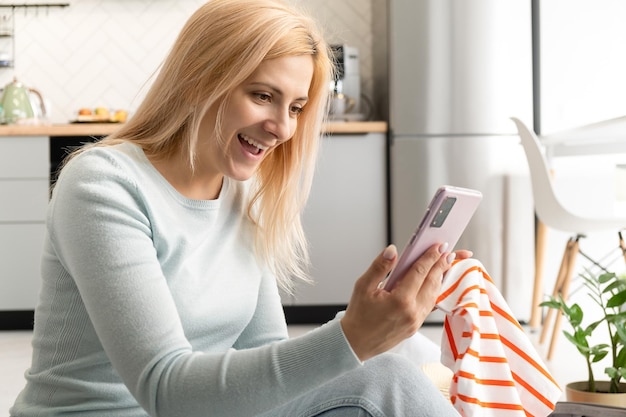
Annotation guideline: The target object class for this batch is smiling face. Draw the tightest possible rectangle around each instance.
[196,54,314,187]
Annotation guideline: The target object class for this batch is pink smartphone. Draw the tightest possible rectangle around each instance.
[382,185,482,291]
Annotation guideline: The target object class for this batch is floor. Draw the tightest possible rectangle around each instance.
[0,319,598,414]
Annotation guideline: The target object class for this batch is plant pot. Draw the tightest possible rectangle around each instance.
[566,381,626,407]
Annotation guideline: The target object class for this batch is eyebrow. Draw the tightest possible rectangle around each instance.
[250,82,309,102]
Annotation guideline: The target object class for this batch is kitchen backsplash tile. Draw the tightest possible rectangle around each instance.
[0,0,379,124]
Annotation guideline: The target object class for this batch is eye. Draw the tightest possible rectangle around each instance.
[290,104,304,117]
[254,92,272,103]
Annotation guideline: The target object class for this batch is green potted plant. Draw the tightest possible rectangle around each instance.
[540,270,626,405]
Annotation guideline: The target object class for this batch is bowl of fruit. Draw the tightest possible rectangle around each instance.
[75,107,128,123]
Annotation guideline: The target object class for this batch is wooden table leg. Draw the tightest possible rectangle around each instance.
[540,237,573,345]
[619,231,626,266]
[530,218,549,329]
[547,237,579,360]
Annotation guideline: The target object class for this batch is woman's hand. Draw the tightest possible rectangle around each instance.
[340,243,467,362]
[453,249,473,261]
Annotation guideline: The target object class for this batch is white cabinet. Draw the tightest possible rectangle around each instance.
[0,136,48,312]
[0,224,46,310]
[282,132,388,309]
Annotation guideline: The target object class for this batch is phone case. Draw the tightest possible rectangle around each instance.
[382,185,483,291]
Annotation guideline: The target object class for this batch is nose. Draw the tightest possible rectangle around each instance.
[264,106,293,142]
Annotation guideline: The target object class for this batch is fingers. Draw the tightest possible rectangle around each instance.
[342,243,471,362]
[454,249,473,260]
[391,243,453,295]
[356,244,398,293]
[383,244,398,262]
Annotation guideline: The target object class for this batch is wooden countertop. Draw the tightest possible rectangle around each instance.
[325,121,387,134]
[0,121,387,137]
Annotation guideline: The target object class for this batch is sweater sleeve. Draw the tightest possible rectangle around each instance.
[48,150,362,417]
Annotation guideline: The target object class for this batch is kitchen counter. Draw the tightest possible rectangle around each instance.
[0,121,387,137]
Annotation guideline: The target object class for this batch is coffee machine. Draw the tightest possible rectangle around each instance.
[330,44,361,118]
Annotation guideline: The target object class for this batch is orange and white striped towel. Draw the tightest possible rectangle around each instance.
[435,258,561,417]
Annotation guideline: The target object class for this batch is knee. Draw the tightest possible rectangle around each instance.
[364,354,453,402]
[355,354,458,415]
[364,353,428,387]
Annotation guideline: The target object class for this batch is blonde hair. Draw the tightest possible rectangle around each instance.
[76,0,333,291]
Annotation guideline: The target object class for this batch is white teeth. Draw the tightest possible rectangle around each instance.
[240,134,269,151]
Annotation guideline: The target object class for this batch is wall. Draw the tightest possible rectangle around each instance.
[0,0,384,124]
[539,0,626,134]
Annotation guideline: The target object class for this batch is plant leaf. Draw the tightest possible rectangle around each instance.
[599,272,617,283]
[539,300,562,309]
[564,331,589,351]
[585,320,603,334]
[606,367,618,378]
[604,281,624,293]
[568,304,584,327]
[616,321,626,343]
[607,290,626,308]
[593,350,609,362]
[616,346,626,368]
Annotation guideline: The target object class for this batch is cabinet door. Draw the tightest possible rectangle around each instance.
[285,133,387,305]
[0,224,45,310]
[0,136,49,312]
[0,136,49,178]
[0,179,49,221]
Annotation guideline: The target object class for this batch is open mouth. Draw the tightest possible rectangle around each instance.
[238,134,268,156]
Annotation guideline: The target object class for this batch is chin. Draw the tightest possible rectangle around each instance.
[227,168,258,182]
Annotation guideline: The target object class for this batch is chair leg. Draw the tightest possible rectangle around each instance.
[530,218,549,329]
[539,237,574,345]
[546,237,580,360]
[617,230,626,262]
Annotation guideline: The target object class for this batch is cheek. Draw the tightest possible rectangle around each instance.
[287,120,300,141]
[286,125,296,141]
[235,101,262,123]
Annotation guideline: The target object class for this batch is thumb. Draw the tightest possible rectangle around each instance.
[360,244,398,292]
[381,244,398,264]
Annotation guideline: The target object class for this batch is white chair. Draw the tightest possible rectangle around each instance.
[510,117,626,359]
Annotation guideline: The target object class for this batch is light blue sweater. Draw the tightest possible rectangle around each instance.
[10,143,361,417]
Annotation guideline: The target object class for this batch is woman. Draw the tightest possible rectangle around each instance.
[10,0,465,416]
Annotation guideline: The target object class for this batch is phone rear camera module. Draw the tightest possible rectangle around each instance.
[430,197,456,228]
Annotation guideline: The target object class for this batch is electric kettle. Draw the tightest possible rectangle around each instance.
[0,77,47,124]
